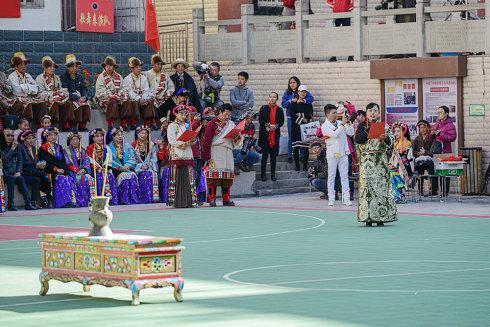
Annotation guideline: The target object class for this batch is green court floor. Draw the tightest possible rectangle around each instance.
[1,207,489,326]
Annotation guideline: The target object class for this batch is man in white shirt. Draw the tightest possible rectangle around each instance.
[122,57,156,130]
[321,104,354,206]
[143,54,175,121]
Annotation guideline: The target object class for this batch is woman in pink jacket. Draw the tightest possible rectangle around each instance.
[431,105,457,197]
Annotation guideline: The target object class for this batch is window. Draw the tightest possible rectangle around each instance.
[20,0,44,8]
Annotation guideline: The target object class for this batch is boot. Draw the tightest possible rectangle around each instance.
[294,160,300,171]
[25,204,37,210]
[302,159,308,171]
[7,204,17,211]
[271,173,277,182]
[350,189,354,201]
[223,201,235,206]
[261,173,267,182]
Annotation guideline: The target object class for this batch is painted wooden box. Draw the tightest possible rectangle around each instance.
[39,232,184,305]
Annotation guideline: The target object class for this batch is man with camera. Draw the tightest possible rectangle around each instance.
[197,62,224,111]
[233,110,261,174]
[321,104,354,206]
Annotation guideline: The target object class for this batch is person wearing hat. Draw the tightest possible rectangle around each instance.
[0,69,13,119]
[64,132,94,207]
[122,57,155,130]
[95,56,129,130]
[106,126,141,204]
[35,56,74,131]
[290,84,313,172]
[202,103,243,207]
[170,58,202,113]
[7,52,41,122]
[258,92,285,182]
[156,119,171,203]
[132,125,159,204]
[60,54,91,132]
[143,54,175,118]
[86,128,119,205]
[18,130,51,209]
[412,119,438,196]
[38,127,78,208]
[166,105,197,208]
[160,87,191,123]
[0,128,37,211]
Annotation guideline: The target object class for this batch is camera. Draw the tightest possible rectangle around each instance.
[192,62,210,75]
[241,135,262,155]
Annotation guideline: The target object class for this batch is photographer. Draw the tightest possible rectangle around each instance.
[375,0,415,23]
[233,110,261,174]
[197,62,224,110]
[308,141,329,200]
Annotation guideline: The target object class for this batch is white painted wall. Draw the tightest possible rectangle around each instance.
[0,1,62,31]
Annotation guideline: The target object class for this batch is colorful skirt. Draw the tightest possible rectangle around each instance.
[138,170,160,203]
[52,175,78,208]
[74,174,94,207]
[167,163,197,208]
[116,171,140,205]
[94,171,119,206]
[390,168,406,203]
[195,167,206,202]
[160,166,169,203]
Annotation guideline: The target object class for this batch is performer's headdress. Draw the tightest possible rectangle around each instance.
[67,131,82,145]
[18,130,35,143]
[89,128,106,145]
[41,127,59,144]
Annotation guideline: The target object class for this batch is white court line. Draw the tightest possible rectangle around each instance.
[0,296,91,308]
[0,246,37,252]
[223,260,490,293]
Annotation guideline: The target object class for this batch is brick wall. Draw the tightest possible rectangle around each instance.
[0,30,155,77]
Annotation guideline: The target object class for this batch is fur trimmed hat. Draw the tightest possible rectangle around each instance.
[101,56,119,69]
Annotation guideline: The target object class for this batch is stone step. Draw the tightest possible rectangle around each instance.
[253,178,310,190]
[255,186,312,197]
[254,170,309,180]
[253,161,312,172]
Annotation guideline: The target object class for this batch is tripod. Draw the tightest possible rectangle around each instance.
[442,0,481,21]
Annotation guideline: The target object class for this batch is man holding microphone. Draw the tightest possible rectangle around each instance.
[321,104,354,206]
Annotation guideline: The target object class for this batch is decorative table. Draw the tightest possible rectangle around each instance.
[39,232,185,305]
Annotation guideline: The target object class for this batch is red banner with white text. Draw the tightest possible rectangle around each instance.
[76,0,114,33]
[1,1,21,18]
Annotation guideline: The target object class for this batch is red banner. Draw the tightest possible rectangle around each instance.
[76,0,114,33]
[1,1,20,18]
[145,0,160,52]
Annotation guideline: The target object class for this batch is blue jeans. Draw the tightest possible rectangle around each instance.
[233,149,261,166]
[311,178,327,194]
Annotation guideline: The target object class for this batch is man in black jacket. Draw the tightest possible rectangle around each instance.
[170,58,202,113]
[1,129,36,211]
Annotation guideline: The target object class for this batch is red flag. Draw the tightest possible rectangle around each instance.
[145,0,160,52]
[1,1,20,18]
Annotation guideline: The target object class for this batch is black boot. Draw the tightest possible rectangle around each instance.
[223,201,235,206]
[302,161,308,171]
[295,161,300,171]
[25,204,37,210]
[261,173,267,182]
[271,173,277,182]
[350,190,354,201]
[209,201,217,207]
[376,222,384,227]
[366,222,372,227]
[7,204,17,211]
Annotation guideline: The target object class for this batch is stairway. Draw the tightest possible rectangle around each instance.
[252,154,312,196]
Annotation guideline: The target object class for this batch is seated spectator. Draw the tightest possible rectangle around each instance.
[230,71,254,123]
[14,117,30,143]
[0,128,37,211]
[60,54,91,132]
[18,130,51,208]
[412,120,438,196]
[233,110,261,174]
[198,62,224,110]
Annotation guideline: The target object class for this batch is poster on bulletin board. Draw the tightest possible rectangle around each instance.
[384,79,419,139]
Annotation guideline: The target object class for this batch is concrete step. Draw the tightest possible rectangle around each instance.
[253,178,310,190]
[255,186,312,197]
[255,170,309,180]
[253,161,312,172]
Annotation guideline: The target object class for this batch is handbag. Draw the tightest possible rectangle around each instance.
[300,121,321,143]
[429,140,443,155]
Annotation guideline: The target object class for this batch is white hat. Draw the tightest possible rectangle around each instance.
[298,85,308,92]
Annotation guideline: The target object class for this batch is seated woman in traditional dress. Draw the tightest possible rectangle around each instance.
[166,105,197,208]
[64,132,94,207]
[389,122,413,204]
[157,119,171,203]
[86,128,118,205]
[107,127,140,205]
[354,103,397,227]
[132,125,159,203]
[38,127,78,208]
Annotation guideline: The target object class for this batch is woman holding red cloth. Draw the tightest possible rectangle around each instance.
[258,92,285,182]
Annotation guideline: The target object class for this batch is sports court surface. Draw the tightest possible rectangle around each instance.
[1,194,490,327]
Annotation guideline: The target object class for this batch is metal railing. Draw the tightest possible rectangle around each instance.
[158,22,191,65]
[62,0,146,32]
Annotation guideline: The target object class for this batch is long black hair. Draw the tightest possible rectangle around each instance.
[286,76,301,95]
